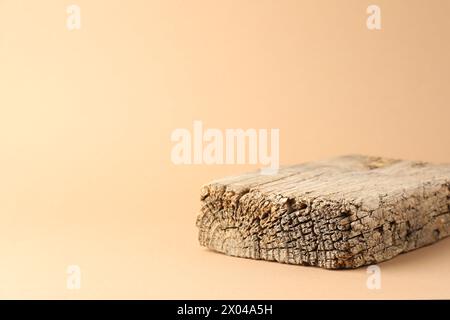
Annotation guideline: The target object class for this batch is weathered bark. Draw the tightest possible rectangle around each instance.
[196,155,450,269]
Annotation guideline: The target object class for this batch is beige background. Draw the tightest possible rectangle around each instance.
[0,0,449,299]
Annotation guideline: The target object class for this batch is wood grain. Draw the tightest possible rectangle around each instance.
[196,155,450,269]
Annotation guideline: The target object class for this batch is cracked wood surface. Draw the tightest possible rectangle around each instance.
[196,155,450,269]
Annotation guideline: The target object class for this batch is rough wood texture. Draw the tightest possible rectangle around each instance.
[196,155,450,269]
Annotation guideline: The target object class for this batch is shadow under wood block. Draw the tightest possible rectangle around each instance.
[196,155,450,269]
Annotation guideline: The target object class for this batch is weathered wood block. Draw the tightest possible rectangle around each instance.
[196,155,450,269]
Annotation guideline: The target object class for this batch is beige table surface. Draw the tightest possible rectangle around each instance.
[0,0,449,299]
